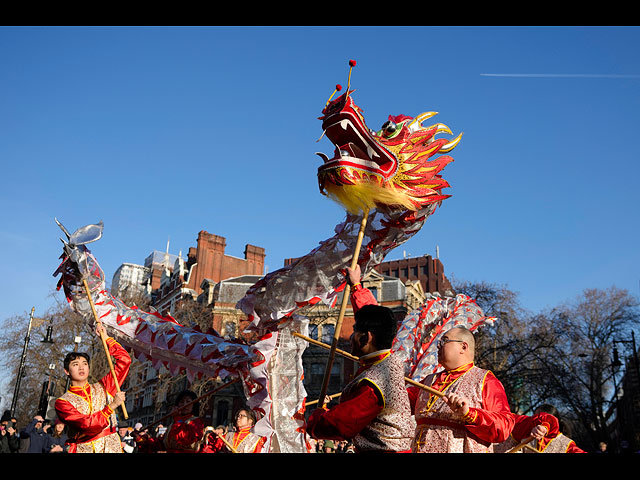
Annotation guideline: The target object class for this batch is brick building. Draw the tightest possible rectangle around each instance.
[119,231,265,428]
[374,254,453,297]
[150,230,265,316]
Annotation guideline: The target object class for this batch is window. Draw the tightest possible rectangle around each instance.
[143,386,153,408]
[369,287,378,300]
[216,400,229,426]
[321,324,335,344]
[308,323,319,340]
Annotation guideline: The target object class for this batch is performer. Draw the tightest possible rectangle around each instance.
[494,410,559,453]
[407,325,515,452]
[222,408,265,453]
[305,265,415,452]
[135,390,206,453]
[55,324,130,453]
[524,404,586,453]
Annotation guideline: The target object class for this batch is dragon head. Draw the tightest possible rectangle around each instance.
[316,65,461,214]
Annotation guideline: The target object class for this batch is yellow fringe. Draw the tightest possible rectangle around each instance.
[323,182,417,214]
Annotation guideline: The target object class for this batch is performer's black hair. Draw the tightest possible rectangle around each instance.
[63,351,90,372]
[175,389,199,416]
[536,404,559,417]
[354,304,398,349]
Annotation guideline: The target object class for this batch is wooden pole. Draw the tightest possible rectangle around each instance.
[306,392,342,407]
[294,332,444,398]
[216,432,238,453]
[316,208,370,407]
[507,436,536,453]
[82,278,128,419]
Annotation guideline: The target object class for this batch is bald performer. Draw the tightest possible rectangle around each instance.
[406,326,515,453]
[347,265,515,453]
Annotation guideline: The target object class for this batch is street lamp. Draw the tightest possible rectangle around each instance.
[10,307,35,416]
[610,331,640,452]
[612,331,640,387]
[10,309,55,416]
[42,319,54,344]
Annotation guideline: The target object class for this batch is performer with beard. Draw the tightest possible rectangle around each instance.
[305,265,414,452]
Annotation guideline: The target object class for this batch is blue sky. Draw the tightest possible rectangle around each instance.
[1,25,639,334]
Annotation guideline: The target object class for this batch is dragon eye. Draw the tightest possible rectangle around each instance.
[381,120,397,136]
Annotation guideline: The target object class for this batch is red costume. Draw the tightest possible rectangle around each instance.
[539,433,586,453]
[137,413,205,453]
[352,284,513,452]
[224,426,265,453]
[55,337,131,453]
[497,413,585,453]
[407,362,514,452]
[200,431,226,453]
[306,284,414,452]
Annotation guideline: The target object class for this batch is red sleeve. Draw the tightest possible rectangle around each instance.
[511,412,559,442]
[350,286,378,313]
[306,382,383,440]
[170,418,205,451]
[54,397,112,437]
[462,371,515,443]
[566,440,586,453]
[100,338,131,395]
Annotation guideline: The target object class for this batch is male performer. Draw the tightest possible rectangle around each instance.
[305,265,415,452]
[222,408,265,453]
[347,264,514,453]
[407,325,514,452]
[55,324,130,453]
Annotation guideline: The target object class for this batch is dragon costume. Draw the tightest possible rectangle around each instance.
[54,60,493,453]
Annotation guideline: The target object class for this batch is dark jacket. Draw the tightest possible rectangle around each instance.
[44,432,69,453]
[1,428,20,453]
[21,419,49,453]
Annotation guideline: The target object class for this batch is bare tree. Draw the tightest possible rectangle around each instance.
[451,278,559,415]
[531,287,640,451]
[0,290,111,427]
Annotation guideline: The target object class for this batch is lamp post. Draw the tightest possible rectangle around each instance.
[10,307,35,416]
[613,331,640,384]
[10,309,55,417]
[611,331,640,452]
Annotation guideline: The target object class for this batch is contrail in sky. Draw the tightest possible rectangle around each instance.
[480,73,640,79]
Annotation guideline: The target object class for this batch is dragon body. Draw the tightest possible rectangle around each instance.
[55,62,493,453]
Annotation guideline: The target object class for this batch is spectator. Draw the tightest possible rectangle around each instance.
[119,426,136,453]
[21,415,49,453]
[45,420,68,453]
[323,439,335,453]
[1,410,19,453]
[335,440,348,453]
